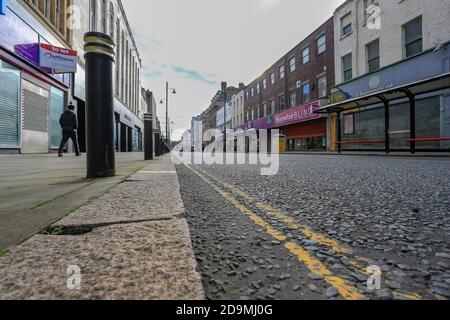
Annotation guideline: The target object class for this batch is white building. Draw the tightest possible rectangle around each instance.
[334,0,450,84]
[231,89,245,129]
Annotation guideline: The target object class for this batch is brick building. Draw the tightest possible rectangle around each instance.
[243,17,335,151]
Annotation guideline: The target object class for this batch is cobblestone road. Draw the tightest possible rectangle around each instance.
[176,155,450,300]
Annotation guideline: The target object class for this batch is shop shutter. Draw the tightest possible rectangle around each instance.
[283,119,326,139]
[50,88,65,148]
[22,81,49,133]
[0,61,20,147]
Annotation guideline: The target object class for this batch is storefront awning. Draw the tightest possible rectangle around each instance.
[316,72,450,114]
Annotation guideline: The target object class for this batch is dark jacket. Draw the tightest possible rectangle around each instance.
[59,110,78,131]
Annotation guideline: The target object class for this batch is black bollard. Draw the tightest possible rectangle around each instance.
[84,32,116,178]
[143,113,154,160]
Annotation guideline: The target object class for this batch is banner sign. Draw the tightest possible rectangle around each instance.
[39,43,78,73]
[1,0,7,15]
[271,100,321,128]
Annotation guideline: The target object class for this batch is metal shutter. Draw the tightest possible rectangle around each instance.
[0,62,20,148]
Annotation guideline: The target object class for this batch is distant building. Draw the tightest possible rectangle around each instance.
[231,83,246,129]
[243,17,335,151]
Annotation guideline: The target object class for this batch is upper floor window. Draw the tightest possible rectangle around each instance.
[55,0,62,31]
[289,57,296,72]
[257,83,260,94]
[270,99,275,115]
[109,3,115,37]
[341,13,352,37]
[302,47,310,64]
[289,90,296,108]
[342,53,353,81]
[317,35,326,55]
[403,16,423,58]
[263,78,267,90]
[101,0,107,34]
[302,83,310,103]
[279,94,286,111]
[270,72,275,85]
[366,39,380,72]
[318,75,327,98]
[262,103,267,117]
[90,0,97,31]
[251,87,254,97]
[279,65,285,79]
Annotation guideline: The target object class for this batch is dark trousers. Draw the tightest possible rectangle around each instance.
[59,129,80,154]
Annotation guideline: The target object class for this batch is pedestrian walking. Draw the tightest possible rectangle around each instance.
[58,102,81,157]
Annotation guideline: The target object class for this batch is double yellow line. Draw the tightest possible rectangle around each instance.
[184,164,366,300]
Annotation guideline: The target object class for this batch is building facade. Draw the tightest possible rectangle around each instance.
[0,0,74,153]
[242,17,335,151]
[319,0,450,153]
[231,84,245,129]
[0,0,144,154]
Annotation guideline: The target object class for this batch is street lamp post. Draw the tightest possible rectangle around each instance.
[161,82,176,153]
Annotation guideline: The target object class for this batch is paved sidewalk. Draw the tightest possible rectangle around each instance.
[0,155,205,300]
[0,153,150,250]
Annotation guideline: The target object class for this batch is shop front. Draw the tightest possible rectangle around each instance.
[317,43,450,153]
[269,100,327,152]
[0,1,73,154]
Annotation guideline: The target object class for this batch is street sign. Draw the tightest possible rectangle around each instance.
[0,0,7,15]
[39,43,78,73]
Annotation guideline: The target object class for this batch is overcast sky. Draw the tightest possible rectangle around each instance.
[121,0,343,140]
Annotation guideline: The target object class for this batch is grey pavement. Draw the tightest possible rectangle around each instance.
[176,155,450,300]
[0,152,151,251]
[0,155,204,300]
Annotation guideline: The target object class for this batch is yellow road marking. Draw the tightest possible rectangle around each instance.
[185,164,366,300]
[393,292,422,300]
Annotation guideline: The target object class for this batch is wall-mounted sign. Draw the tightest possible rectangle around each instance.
[270,100,321,128]
[39,43,77,73]
[1,0,7,15]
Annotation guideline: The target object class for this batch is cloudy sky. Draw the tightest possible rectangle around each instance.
[121,0,342,140]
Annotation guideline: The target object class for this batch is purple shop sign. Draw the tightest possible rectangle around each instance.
[14,43,39,66]
[270,100,321,128]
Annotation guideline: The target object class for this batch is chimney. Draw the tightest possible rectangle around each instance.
[239,82,245,90]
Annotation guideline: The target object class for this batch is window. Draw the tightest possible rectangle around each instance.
[263,78,267,90]
[289,90,296,108]
[251,109,255,121]
[318,75,327,98]
[55,0,61,31]
[317,35,326,54]
[102,0,108,34]
[270,99,275,115]
[246,91,249,100]
[257,83,260,94]
[251,87,254,97]
[44,0,51,19]
[109,4,115,37]
[342,53,353,81]
[279,94,286,111]
[302,47,310,64]
[367,39,380,72]
[262,103,267,117]
[279,65,285,79]
[344,114,355,135]
[289,57,296,72]
[302,83,310,103]
[90,0,97,31]
[404,16,423,58]
[256,106,260,119]
[341,13,352,36]
[270,72,275,85]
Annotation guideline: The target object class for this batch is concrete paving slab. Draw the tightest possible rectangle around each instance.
[0,220,204,300]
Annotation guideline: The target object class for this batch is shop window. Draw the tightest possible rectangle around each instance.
[302,83,310,103]
[318,75,327,98]
[367,39,380,72]
[342,53,353,81]
[415,96,442,149]
[404,16,422,58]
[344,114,354,135]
